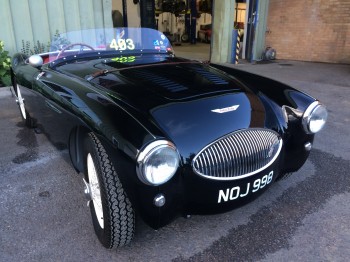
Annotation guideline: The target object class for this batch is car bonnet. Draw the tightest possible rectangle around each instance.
[58,58,267,158]
[150,90,266,159]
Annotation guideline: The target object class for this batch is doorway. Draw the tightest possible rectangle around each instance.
[244,0,258,61]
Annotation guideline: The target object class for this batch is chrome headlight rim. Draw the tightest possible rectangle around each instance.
[136,140,180,186]
[302,101,327,134]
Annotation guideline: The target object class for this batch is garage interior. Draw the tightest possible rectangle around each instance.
[2,0,347,64]
[111,0,251,63]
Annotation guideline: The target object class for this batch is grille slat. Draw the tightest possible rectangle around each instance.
[192,129,282,180]
[215,143,225,177]
[218,141,229,177]
[221,139,234,177]
[228,138,239,178]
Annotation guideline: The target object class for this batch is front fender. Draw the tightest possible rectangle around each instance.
[210,64,316,111]
[211,64,317,174]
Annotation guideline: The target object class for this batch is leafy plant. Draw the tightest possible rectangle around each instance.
[50,30,71,50]
[20,30,70,56]
[21,40,50,57]
[0,40,11,87]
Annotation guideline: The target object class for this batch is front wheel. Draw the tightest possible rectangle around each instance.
[83,133,135,248]
[14,82,35,128]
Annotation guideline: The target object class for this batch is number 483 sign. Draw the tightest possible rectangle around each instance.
[110,38,135,50]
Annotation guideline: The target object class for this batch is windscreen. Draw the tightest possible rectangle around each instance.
[48,27,173,64]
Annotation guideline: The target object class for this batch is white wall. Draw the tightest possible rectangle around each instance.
[0,0,113,55]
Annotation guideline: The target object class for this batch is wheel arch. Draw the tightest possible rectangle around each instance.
[69,125,91,173]
[68,125,126,174]
[10,68,15,86]
[210,63,316,111]
[11,68,18,95]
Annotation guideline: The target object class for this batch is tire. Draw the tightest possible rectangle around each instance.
[181,33,189,43]
[83,133,135,248]
[14,82,35,128]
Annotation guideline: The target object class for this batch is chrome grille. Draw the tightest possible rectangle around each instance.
[192,129,282,180]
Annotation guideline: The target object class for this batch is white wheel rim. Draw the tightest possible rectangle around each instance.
[87,153,104,229]
[16,84,26,120]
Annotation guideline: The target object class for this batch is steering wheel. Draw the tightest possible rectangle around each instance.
[56,43,95,59]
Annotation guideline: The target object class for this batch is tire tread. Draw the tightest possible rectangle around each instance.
[88,133,135,248]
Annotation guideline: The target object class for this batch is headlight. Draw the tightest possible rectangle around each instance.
[136,140,180,186]
[302,101,328,134]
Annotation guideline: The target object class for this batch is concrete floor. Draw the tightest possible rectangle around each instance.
[1,56,349,261]
[173,41,247,63]
[173,42,211,61]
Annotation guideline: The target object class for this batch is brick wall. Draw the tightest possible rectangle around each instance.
[265,0,350,63]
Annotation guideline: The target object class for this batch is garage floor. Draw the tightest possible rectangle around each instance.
[173,42,246,63]
[0,60,349,261]
[173,42,211,61]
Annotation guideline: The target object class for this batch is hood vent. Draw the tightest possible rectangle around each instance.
[190,66,229,85]
[128,69,188,93]
[116,63,242,100]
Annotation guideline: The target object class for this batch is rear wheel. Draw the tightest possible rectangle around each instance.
[83,133,135,248]
[14,82,35,127]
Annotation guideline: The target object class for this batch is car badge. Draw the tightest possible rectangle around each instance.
[211,105,240,114]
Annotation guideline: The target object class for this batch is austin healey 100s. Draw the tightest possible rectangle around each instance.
[11,27,327,248]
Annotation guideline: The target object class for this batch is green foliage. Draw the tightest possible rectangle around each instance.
[50,30,71,50]
[0,30,71,86]
[0,40,11,87]
[21,40,50,57]
[21,30,71,56]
